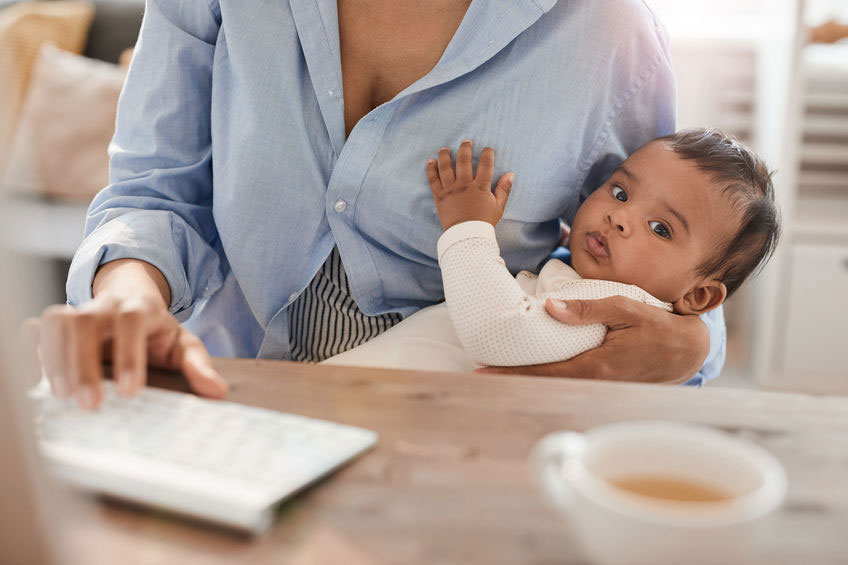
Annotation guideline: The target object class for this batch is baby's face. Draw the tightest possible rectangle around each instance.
[569,141,739,304]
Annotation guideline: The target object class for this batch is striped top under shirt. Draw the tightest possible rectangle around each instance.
[288,246,403,362]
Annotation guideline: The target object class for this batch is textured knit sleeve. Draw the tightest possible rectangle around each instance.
[437,221,672,367]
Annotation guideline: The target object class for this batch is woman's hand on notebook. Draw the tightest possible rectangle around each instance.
[427,139,514,230]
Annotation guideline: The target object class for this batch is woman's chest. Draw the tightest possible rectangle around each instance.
[337,1,470,136]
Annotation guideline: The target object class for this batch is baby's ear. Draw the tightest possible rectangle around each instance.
[673,280,727,315]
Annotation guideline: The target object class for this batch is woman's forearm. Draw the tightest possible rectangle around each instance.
[92,259,171,307]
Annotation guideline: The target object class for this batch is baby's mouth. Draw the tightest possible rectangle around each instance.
[585,231,610,259]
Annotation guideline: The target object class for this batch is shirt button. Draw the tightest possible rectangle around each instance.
[328,89,334,96]
[333,200,347,213]
[288,292,298,302]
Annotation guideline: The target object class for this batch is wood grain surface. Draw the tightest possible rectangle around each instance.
[57,359,848,564]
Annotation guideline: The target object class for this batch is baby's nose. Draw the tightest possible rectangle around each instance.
[607,210,631,236]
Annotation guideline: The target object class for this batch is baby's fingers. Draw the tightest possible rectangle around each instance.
[437,147,455,185]
[426,159,443,194]
[494,172,514,212]
[456,139,473,183]
[476,146,495,187]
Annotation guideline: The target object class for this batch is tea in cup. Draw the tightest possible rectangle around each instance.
[532,420,787,564]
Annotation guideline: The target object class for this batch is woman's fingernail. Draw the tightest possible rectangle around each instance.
[76,384,95,410]
[117,371,134,394]
[52,375,70,397]
[210,372,229,392]
[551,300,567,312]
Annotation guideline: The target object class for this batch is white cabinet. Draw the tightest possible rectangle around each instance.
[758,44,848,390]
[780,241,848,377]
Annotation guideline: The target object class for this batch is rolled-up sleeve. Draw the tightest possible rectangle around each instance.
[66,0,224,318]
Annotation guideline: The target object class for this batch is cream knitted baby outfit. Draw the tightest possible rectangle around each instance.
[323,221,672,371]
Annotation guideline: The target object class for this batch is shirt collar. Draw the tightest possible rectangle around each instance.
[400,0,559,99]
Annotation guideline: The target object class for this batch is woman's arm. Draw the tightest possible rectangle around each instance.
[67,0,225,315]
[481,297,710,385]
[33,0,229,408]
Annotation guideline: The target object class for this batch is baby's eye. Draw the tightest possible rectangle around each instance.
[611,186,627,202]
[649,221,671,239]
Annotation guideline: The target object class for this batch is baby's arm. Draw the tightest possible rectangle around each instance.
[429,141,669,367]
[437,222,606,366]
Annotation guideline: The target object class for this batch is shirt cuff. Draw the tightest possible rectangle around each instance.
[66,211,192,316]
[437,221,498,264]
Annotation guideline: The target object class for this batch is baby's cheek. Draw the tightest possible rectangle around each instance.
[636,258,692,301]
[570,252,603,280]
[580,257,627,286]
[616,255,666,292]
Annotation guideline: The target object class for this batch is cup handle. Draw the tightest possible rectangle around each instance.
[531,431,587,510]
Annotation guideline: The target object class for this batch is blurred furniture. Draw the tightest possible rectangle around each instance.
[772,44,848,387]
[0,195,89,259]
[0,0,142,64]
[80,0,143,64]
[0,0,143,307]
[665,0,847,391]
[809,19,848,43]
[749,2,848,391]
[0,0,93,179]
[49,360,848,564]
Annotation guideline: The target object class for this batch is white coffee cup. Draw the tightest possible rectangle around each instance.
[531,420,787,564]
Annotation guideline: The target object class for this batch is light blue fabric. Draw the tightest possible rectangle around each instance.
[67,0,725,382]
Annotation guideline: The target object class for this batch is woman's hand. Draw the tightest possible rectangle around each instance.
[478,296,709,384]
[22,259,228,409]
[427,139,514,230]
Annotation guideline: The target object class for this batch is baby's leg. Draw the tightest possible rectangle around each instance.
[321,303,477,372]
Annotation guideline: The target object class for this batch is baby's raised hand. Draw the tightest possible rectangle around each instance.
[427,139,514,230]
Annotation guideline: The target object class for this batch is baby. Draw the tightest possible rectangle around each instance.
[324,128,780,373]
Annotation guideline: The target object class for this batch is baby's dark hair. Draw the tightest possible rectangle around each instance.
[657,128,781,298]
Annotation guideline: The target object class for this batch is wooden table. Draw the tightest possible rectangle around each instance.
[58,359,848,564]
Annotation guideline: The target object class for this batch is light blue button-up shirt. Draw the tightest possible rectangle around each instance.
[67,0,726,384]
